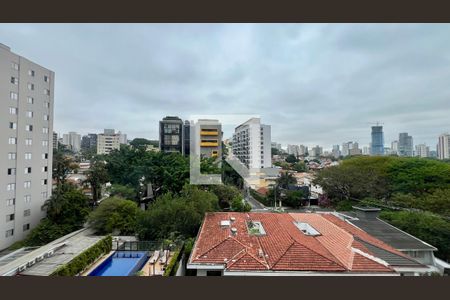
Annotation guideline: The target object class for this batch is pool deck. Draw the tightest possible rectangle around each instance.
[141,252,174,276]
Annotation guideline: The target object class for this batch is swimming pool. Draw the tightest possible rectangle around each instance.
[89,251,148,276]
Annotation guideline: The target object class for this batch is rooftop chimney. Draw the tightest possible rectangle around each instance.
[352,206,381,219]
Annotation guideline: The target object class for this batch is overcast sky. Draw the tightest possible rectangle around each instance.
[1,24,449,150]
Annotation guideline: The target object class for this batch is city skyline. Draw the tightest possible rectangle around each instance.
[1,24,450,147]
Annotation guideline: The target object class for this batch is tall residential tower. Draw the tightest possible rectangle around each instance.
[0,44,54,250]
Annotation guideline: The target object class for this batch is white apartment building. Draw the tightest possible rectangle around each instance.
[287,144,299,156]
[117,131,127,145]
[437,134,450,160]
[97,129,121,155]
[232,118,271,170]
[62,131,81,152]
[0,44,54,250]
[415,144,430,158]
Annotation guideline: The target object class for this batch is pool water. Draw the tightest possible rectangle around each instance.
[89,251,148,276]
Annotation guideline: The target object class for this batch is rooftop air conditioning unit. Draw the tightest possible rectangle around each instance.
[27,259,36,267]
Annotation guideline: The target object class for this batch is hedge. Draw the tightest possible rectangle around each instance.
[163,243,185,276]
[51,235,112,276]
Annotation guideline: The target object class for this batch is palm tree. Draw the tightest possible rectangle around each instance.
[277,171,296,189]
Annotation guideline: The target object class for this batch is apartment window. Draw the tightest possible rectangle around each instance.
[44,75,49,82]
[26,125,33,132]
[24,181,31,189]
[28,70,35,76]
[5,229,14,238]
[10,92,18,100]
[11,62,19,70]
[43,114,49,121]
[26,111,33,118]
[8,153,16,160]
[27,97,34,104]
[6,214,15,222]
[8,137,17,145]
[9,122,17,130]
[42,153,48,159]
[24,209,31,217]
[25,139,32,146]
[42,140,49,147]
[42,127,49,134]
[42,192,48,200]
[6,199,15,206]
[25,167,32,174]
[23,224,30,232]
[25,153,32,160]
[44,89,50,95]
[27,83,34,90]
[44,101,50,108]
[7,183,15,191]
[42,166,48,172]
[7,168,16,175]
[41,179,48,185]
[11,77,18,84]
[24,195,31,203]
[9,107,18,115]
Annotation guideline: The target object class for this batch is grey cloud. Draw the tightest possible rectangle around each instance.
[1,24,449,150]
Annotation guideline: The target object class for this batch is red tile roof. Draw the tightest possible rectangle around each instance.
[189,212,415,274]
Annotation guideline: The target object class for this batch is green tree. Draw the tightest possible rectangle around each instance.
[208,184,242,209]
[84,157,110,205]
[137,185,219,240]
[88,197,141,235]
[277,172,297,189]
[286,154,299,164]
[231,196,251,212]
[283,190,305,208]
[292,162,307,172]
[52,149,79,185]
[271,147,280,156]
[108,184,137,201]
[44,184,90,228]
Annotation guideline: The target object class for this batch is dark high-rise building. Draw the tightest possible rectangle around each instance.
[398,133,414,157]
[159,116,183,153]
[183,120,191,156]
[81,133,98,151]
[371,126,384,155]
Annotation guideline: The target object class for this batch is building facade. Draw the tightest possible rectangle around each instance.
[197,119,222,159]
[398,133,414,157]
[437,134,450,160]
[159,116,184,154]
[97,129,120,155]
[62,131,81,153]
[81,133,97,151]
[0,44,54,250]
[415,144,430,158]
[371,126,384,156]
[232,118,271,170]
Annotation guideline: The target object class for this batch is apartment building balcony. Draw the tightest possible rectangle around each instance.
[200,142,219,147]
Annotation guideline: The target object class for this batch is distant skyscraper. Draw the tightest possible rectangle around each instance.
[415,144,430,158]
[332,145,340,158]
[341,141,353,157]
[437,134,450,160]
[81,133,97,151]
[398,133,413,157]
[362,146,370,155]
[371,126,384,156]
[391,140,399,155]
[310,145,323,158]
[62,131,81,152]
